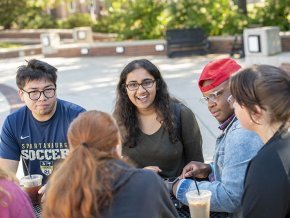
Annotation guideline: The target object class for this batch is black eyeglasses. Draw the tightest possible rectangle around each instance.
[200,89,224,104]
[125,79,156,91]
[21,88,56,101]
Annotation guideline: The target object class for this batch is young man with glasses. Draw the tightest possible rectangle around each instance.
[172,58,263,218]
[0,59,85,185]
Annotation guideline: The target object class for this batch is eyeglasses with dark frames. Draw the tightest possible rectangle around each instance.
[200,89,224,104]
[21,88,56,101]
[125,79,156,91]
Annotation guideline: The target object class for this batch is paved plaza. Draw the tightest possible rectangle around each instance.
[0,54,245,177]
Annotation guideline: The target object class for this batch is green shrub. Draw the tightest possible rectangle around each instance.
[93,0,167,40]
[167,0,248,36]
[95,0,288,38]
[2,0,288,39]
[0,42,22,48]
[60,13,94,29]
[0,0,27,29]
[247,0,290,31]
[17,6,57,29]
[92,18,112,33]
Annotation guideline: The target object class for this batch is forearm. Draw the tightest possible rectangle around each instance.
[0,158,19,174]
[175,179,241,213]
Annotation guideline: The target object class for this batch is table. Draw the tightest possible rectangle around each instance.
[33,204,41,218]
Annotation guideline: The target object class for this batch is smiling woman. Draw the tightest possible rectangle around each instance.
[113,59,204,179]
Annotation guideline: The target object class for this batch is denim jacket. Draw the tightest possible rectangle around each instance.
[176,118,263,218]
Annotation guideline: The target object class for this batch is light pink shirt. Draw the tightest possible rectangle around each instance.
[0,179,35,218]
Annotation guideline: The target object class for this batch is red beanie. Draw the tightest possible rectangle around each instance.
[198,58,241,92]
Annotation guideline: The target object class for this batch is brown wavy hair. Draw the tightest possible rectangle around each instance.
[230,65,290,129]
[42,111,121,218]
[0,168,18,208]
[113,59,180,148]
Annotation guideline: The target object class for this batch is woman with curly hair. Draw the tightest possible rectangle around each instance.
[0,167,34,217]
[229,65,290,217]
[42,110,178,218]
[113,59,204,178]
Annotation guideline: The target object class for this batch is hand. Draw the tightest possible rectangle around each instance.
[38,184,47,204]
[143,166,162,173]
[181,161,211,179]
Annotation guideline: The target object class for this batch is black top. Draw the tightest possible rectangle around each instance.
[242,130,290,218]
[101,160,178,218]
[123,103,203,178]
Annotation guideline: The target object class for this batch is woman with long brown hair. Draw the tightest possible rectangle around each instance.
[42,110,178,218]
[230,65,290,217]
[113,59,203,178]
[0,167,34,217]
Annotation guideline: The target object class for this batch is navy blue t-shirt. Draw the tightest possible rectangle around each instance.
[0,99,85,183]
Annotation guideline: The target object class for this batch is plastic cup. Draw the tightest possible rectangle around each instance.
[186,190,211,218]
[20,174,43,205]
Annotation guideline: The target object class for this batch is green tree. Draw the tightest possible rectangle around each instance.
[248,0,290,31]
[60,13,94,29]
[0,0,74,29]
[17,6,57,29]
[167,0,248,36]
[234,0,247,14]
[29,0,72,12]
[0,0,27,29]
[94,0,167,39]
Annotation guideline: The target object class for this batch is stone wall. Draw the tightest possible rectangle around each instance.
[281,32,290,52]
[0,30,289,59]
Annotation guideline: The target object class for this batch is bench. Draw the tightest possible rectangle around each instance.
[166,28,210,58]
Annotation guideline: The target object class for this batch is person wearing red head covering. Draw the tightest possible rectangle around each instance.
[172,58,263,218]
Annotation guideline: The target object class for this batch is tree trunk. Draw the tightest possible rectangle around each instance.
[3,23,11,29]
[237,0,247,15]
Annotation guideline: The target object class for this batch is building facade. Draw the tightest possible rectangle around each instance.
[51,0,104,20]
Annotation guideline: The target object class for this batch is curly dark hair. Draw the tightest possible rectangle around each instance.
[113,59,179,148]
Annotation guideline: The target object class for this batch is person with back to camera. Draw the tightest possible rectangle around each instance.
[113,59,204,179]
[172,58,263,218]
[229,65,290,218]
[42,110,178,218]
[0,167,34,218]
[0,59,85,198]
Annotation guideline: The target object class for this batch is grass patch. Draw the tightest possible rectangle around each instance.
[0,42,22,48]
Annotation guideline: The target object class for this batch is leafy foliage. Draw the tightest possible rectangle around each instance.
[59,13,94,29]
[17,6,57,29]
[167,0,248,36]
[27,0,73,11]
[0,42,22,48]
[0,0,288,38]
[0,0,27,29]
[93,0,167,40]
[248,0,290,31]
